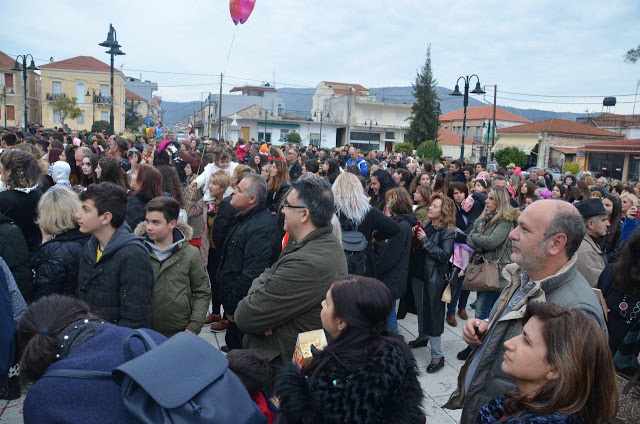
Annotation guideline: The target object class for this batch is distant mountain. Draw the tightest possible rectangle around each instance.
[161,86,591,126]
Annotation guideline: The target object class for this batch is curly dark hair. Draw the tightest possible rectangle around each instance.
[156,165,184,207]
[1,149,42,188]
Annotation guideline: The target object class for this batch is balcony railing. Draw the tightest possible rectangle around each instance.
[93,95,110,104]
[46,93,66,101]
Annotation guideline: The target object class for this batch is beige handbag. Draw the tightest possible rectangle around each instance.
[462,241,508,291]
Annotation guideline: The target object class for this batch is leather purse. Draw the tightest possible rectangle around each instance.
[462,241,508,291]
[613,370,640,423]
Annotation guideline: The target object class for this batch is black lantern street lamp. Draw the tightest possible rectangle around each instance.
[449,74,485,159]
[11,55,39,131]
[313,109,330,147]
[99,24,125,135]
[364,118,378,151]
[85,87,100,127]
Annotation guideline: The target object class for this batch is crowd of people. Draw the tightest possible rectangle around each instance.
[0,124,638,423]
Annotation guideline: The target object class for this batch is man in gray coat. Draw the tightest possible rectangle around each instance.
[444,200,608,424]
[235,178,347,364]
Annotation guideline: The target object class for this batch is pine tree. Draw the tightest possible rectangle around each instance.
[407,45,439,149]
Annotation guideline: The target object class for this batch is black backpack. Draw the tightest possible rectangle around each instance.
[341,219,369,276]
[43,330,266,424]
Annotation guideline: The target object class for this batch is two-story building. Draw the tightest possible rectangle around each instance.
[438,105,530,161]
[125,89,149,128]
[39,56,126,132]
[577,113,640,139]
[495,118,625,169]
[0,50,41,128]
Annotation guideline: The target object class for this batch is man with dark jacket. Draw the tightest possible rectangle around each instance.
[450,160,466,183]
[0,212,32,302]
[218,173,280,351]
[75,183,154,329]
[235,178,348,364]
[286,148,303,182]
[444,200,608,423]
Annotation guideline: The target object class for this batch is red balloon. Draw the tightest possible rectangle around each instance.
[229,0,256,25]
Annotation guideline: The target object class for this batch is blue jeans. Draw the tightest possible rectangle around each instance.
[475,290,501,320]
[447,275,471,315]
[386,298,398,334]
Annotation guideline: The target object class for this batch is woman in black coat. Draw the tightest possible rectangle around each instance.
[407,193,455,374]
[375,188,416,334]
[125,165,163,229]
[0,150,44,263]
[32,189,90,301]
[600,192,624,262]
[274,275,425,424]
[332,173,400,277]
[266,160,291,213]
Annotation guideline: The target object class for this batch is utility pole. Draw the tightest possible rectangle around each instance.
[491,84,497,160]
[207,91,212,137]
[346,86,352,146]
[218,73,223,140]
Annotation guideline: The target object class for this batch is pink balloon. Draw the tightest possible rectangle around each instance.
[229,0,256,25]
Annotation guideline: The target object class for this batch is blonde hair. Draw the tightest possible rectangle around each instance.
[620,193,638,207]
[37,188,82,236]
[332,172,371,224]
[209,170,231,196]
[429,193,456,229]
[267,160,290,192]
[478,186,515,233]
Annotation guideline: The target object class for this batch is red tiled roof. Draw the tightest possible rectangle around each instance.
[439,106,530,123]
[333,89,367,96]
[497,118,625,138]
[0,51,20,69]
[322,81,368,92]
[437,128,479,146]
[125,90,146,102]
[588,113,640,128]
[40,56,123,74]
[581,138,640,152]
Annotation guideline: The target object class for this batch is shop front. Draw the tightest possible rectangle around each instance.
[581,139,640,182]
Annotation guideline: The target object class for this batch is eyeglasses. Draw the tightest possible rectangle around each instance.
[282,200,306,210]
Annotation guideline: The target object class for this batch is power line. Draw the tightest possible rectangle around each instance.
[496,96,638,105]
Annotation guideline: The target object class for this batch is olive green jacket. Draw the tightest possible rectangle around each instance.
[235,225,348,364]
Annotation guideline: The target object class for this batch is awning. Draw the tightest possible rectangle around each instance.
[491,137,539,155]
[551,146,577,155]
[257,122,300,128]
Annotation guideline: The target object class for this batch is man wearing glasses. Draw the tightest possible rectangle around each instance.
[236,178,347,365]
[286,148,303,182]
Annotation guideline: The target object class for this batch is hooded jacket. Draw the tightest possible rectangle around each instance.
[134,221,211,336]
[375,213,417,298]
[76,223,154,329]
[0,212,32,302]
[125,191,154,230]
[33,227,91,301]
[274,340,425,424]
[0,186,43,255]
[444,256,607,424]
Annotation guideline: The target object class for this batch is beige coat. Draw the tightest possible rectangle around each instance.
[575,234,607,287]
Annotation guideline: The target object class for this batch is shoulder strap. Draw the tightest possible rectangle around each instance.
[43,369,112,380]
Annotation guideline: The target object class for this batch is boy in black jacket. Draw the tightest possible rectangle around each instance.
[75,182,154,328]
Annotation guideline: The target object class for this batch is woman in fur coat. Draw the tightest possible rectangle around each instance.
[273,275,425,424]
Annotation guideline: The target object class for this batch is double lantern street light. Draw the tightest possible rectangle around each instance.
[11,55,39,132]
[364,118,377,151]
[99,24,125,135]
[313,110,330,148]
[449,74,485,160]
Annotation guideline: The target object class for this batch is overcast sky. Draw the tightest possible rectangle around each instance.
[2,0,640,113]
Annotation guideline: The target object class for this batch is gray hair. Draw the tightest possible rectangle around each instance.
[544,210,586,258]
[288,148,299,157]
[242,173,267,205]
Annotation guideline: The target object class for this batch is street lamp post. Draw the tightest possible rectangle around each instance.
[432,102,441,165]
[364,118,377,152]
[313,109,330,148]
[85,88,100,128]
[99,24,125,135]
[449,74,485,159]
[1,85,7,128]
[11,54,39,131]
[259,108,272,142]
